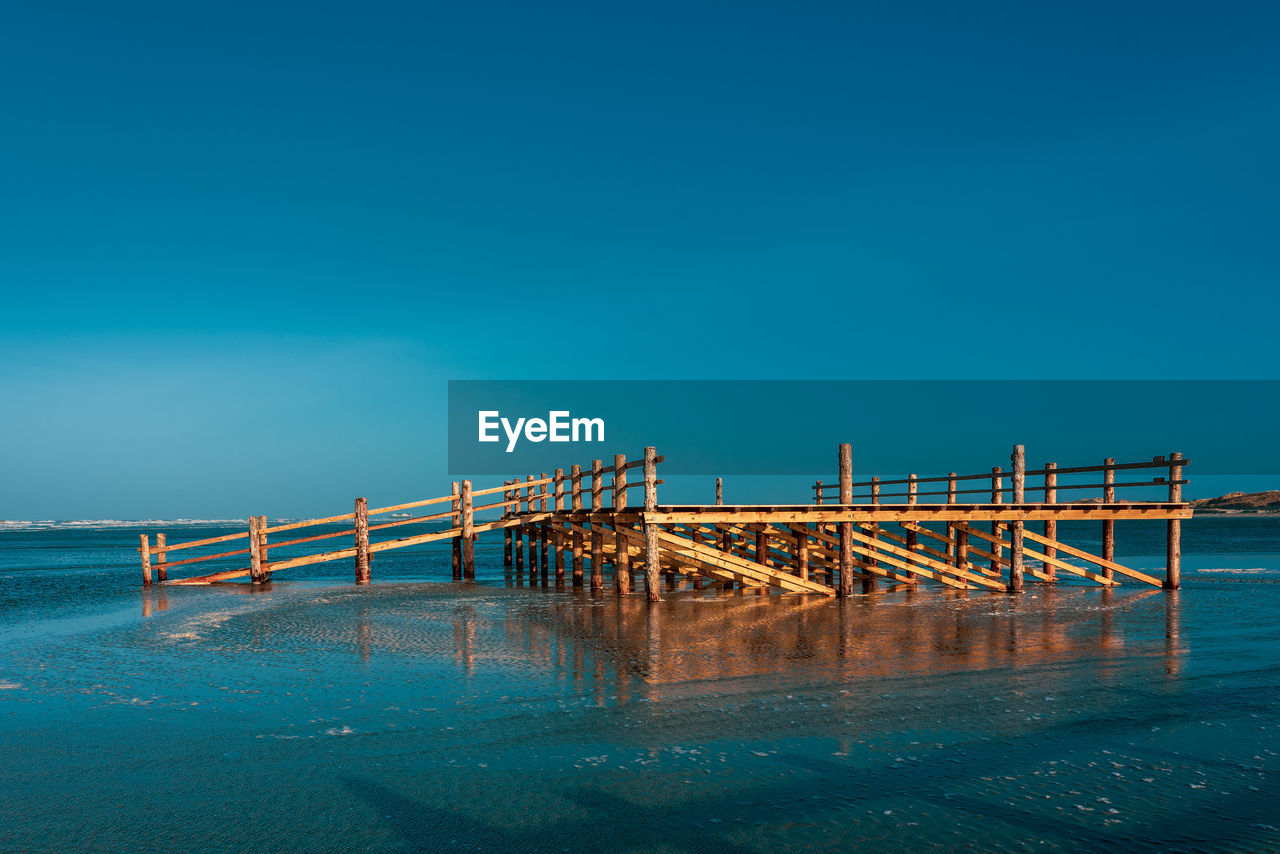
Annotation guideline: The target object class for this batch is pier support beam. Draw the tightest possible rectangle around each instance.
[156,532,167,583]
[1103,458,1116,575]
[354,497,370,584]
[1007,445,1025,594]
[1166,452,1183,590]
[140,534,152,587]
[591,460,604,592]
[571,465,584,587]
[614,454,631,595]
[503,480,513,568]
[644,447,660,602]
[838,443,855,597]
[554,469,565,585]
[461,480,475,581]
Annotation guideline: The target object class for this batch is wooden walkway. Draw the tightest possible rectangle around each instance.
[139,444,1191,596]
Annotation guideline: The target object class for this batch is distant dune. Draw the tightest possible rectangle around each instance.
[1190,490,1280,513]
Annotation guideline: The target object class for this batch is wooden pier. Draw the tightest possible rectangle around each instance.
[139,444,1191,595]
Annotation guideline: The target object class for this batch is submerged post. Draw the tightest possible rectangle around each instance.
[140,534,152,587]
[156,532,167,583]
[838,443,854,597]
[571,465,584,587]
[354,497,370,584]
[591,459,604,592]
[613,454,630,594]
[451,482,462,580]
[644,447,660,602]
[461,480,475,581]
[1166,452,1183,590]
[1008,445,1025,593]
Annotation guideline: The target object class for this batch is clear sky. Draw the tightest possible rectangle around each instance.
[2,1,1278,518]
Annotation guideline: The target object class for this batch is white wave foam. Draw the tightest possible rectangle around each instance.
[0,519,246,531]
[1196,567,1273,574]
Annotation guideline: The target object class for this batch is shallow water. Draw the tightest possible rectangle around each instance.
[1,518,1278,852]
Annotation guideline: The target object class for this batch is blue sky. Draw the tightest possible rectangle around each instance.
[2,1,1278,517]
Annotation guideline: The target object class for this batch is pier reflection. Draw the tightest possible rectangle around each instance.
[489,585,1185,702]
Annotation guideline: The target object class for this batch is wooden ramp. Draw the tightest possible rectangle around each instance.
[140,443,1191,599]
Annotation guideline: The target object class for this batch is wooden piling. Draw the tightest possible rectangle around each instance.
[797,525,809,581]
[862,470,878,593]
[140,533,152,587]
[503,480,513,567]
[1008,445,1025,594]
[956,527,969,580]
[539,473,549,581]
[249,516,264,583]
[526,474,538,577]
[591,459,604,592]
[755,524,770,595]
[451,482,462,580]
[946,472,957,562]
[156,532,167,583]
[1102,457,1116,573]
[461,480,475,581]
[644,447,660,602]
[1043,462,1057,580]
[553,469,565,584]
[715,477,723,507]
[1166,452,1182,590]
[614,454,631,595]
[571,465,584,587]
[354,497,370,584]
[258,515,269,578]
[990,467,1003,576]
[514,478,525,573]
[838,443,854,597]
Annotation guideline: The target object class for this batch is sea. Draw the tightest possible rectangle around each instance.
[0,516,1277,852]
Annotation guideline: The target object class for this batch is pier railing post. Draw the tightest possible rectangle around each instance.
[554,469,566,585]
[990,467,1003,576]
[539,473,550,581]
[140,534,152,587]
[514,479,525,575]
[503,480,513,568]
[591,459,604,591]
[644,447,660,602]
[902,476,917,580]
[716,477,731,590]
[461,480,475,581]
[354,497,370,584]
[249,516,264,584]
[571,465,584,587]
[1166,452,1183,590]
[1008,445,1025,593]
[258,516,269,577]
[946,472,957,563]
[614,454,631,594]
[526,475,538,578]
[156,532,167,583]
[1043,463,1057,580]
[838,443,854,597]
[451,482,462,580]
[1102,457,1116,577]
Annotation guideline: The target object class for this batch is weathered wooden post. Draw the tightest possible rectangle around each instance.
[1166,452,1183,590]
[990,467,1003,575]
[539,472,550,580]
[946,472,957,562]
[644,447,660,602]
[503,480,513,567]
[691,526,705,589]
[869,476,882,573]
[1043,462,1057,580]
[715,477,731,590]
[554,469,566,585]
[902,476,917,580]
[754,524,770,595]
[451,482,462,580]
[354,497,371,584]
[156,532,167,583]
[614,454,631,594]
[526,474,538,577]
[796,524,809,581]
[591,459,604,592]
[258,515,269,577]
[514,478,525,574]
[571,465,584,587]
[956,527,969,581]
[140,534,152,587]
[1102,457,1116,574]
[249,516,265,583]
[715,477,723,506]
[461,480,475,581]
[838,443,855,597]
[1008,445,1025,594]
